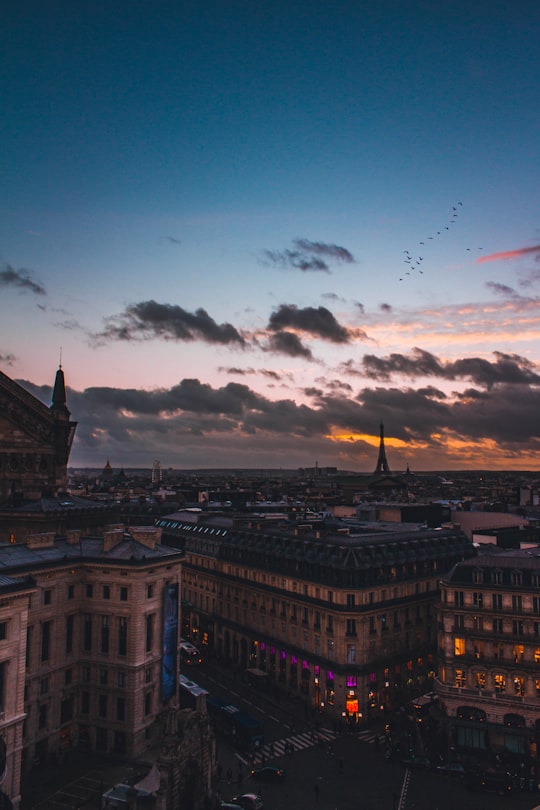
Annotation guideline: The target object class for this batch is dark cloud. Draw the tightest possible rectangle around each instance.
[261,237,355,273]
[219,366,284,381]
[17,373,540,469]
[379,303,392,313]
[361,348,540,388]
[165,236,181,244]
[486,281,518,297]
[0,351,15,365]
[268,304,350,343]
[0,265,46,296]
[265,331,313,359]
[96,300,245,345]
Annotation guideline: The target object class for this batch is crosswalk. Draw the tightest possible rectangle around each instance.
[250,727,337,763]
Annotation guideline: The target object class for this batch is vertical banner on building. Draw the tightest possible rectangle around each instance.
[161,582,178,703]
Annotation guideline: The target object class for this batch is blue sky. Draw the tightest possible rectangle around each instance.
[2,0,540,470]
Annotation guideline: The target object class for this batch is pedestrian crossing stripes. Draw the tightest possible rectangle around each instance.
[252,728,337,763]
[356,729,380,744]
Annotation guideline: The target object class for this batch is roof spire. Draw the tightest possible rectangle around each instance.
[374,421,391,474]
[51,363,68,413]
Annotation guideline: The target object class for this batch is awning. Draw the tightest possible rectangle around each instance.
[134,763,161,795]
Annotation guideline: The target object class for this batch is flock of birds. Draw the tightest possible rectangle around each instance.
[399,202,484,281]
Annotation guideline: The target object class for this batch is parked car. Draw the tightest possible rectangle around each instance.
[251,765,286,782]
[435,761,466,778]
[231,793,263,810]
[478,772,513,795]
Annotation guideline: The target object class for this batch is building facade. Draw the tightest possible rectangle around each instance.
[437,548,540,760]
[0,525,184,808]
[157,509,473,726]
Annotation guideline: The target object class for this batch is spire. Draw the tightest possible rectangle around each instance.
[51,364,69,414]
[374,421,391,475]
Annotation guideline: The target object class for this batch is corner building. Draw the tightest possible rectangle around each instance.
[0,525,183,809]
[437,548,540,760]
[158,510,473,725]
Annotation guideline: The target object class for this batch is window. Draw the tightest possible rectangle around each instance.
[120,587,128,602]
[326,615,333,634]
[118,671,125,688]
[454,614,464,630]
[475,671,486,690]
[0,623,6,641]
[98,695,108,718]
[455,669,466,687]
[64,668,72,686]
[473,569,483,584]
[82,666,91,682]
[512,595,523,612]
[454,638,465,656]
[81,691,90,714]
[346,619,357,636]
[144,692,152,716]
[67,584,75,599]
[65,614,74,654]
[101,615,110,654]
[514,645,525,663]
[474,641,484,660]
[147,584,154,599]
[146,614,154,653]
[327,639,335,659]
[534,597,540,615]
[381,614,388,631]
[494,674,506,692]
[60,696,73,724]
[369,616,376,635]
[514,676,525,696]
[103,585,110,600]
[454,591,464,607]
[346,594,355,607]
[117,697,125,721]
[38,704,47,730]
[512,571,523,586]
[327,591,333,603]
[40,677,49,695]
[83,614,92,652]
[41,620,51,662]
[473,592,483,608]
[346,644,356,663]
[473,615,483,632]
[492,593,503,610]
[99,668,108,685]
[145,666,153,683]
[43,589,52,605]
[86,584,93,598]
[118,617,127,656]
[493,618,503,634]
[491,569,502,585]
[513,620,524,637]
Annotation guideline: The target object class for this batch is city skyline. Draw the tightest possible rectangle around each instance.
[2,1,540,470]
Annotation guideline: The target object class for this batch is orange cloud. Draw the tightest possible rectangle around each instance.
[477,245,540,264]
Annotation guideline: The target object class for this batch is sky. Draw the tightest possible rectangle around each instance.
[2,0,540,472]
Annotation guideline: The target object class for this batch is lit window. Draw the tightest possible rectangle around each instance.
[454,637,465,656]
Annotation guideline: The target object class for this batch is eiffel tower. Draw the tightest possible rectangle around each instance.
[374,421,391,474]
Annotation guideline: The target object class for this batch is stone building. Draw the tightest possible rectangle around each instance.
[437,547,540,760]
[157,509,473,726]
[0,368,215,809]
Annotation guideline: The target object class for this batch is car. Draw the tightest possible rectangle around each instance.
[251,765,286,782]
[478,772,513,795]
[401,755,432,770]
[435,761,466,778]
[220,803,244,810]
[231,793,263,810]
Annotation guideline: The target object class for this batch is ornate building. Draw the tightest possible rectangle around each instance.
[0,368,214,810]
[157,509,473,726]
[437,547,540,761]
[0,367,76,503]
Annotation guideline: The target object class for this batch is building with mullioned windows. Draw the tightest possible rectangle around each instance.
[157,509,473,726]
[437,547,540,760]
